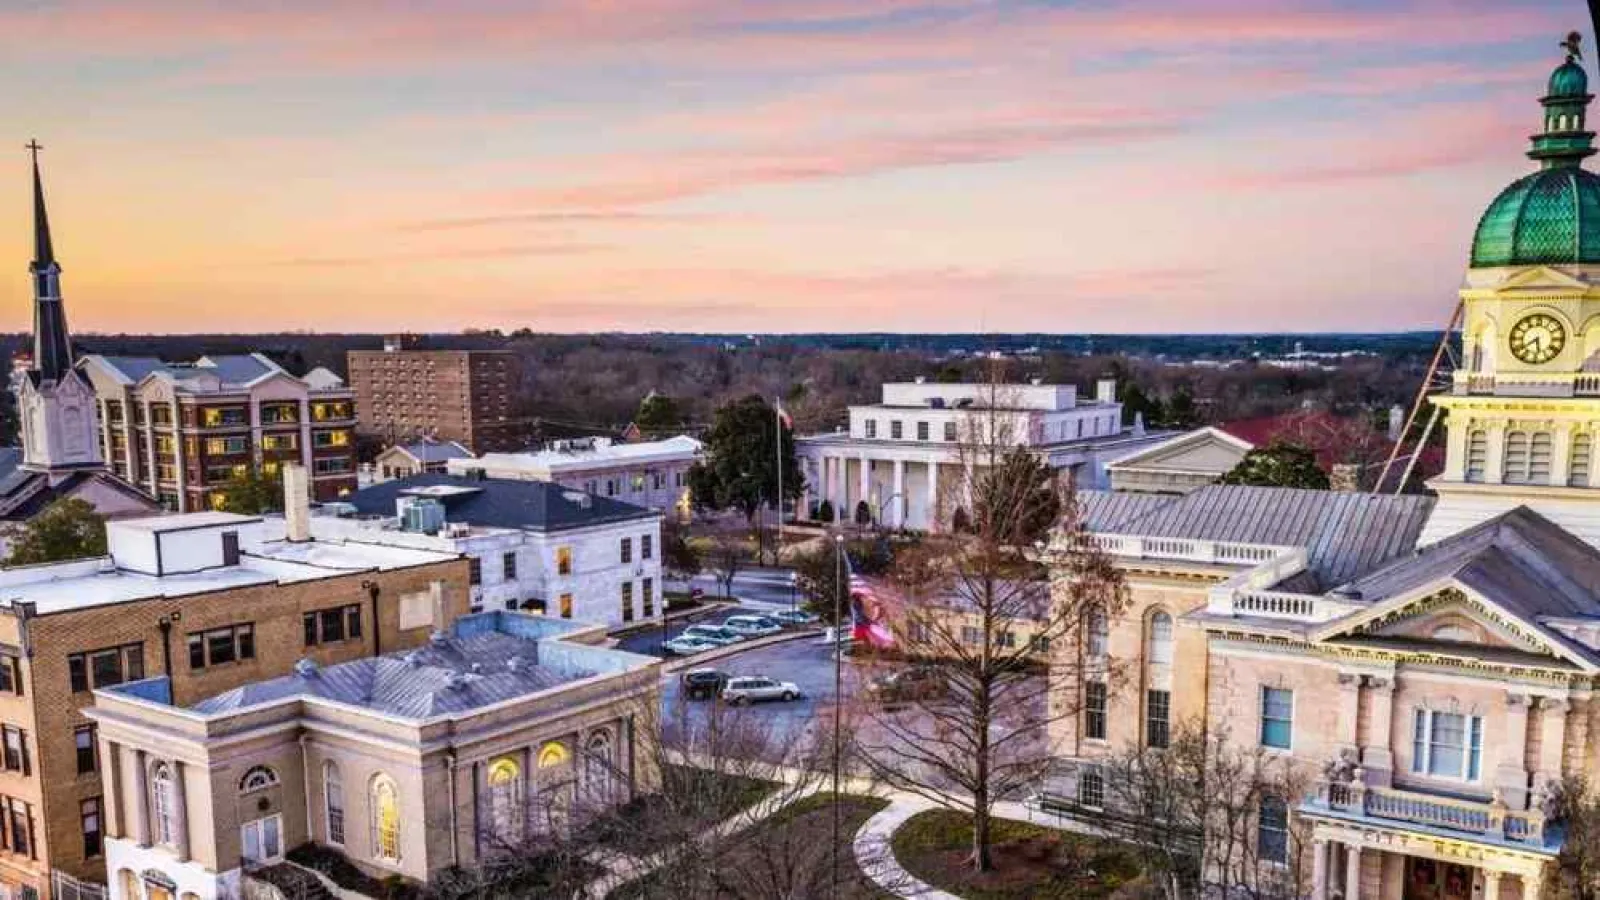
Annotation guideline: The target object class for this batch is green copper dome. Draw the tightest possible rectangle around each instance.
[1470,35,1600,268]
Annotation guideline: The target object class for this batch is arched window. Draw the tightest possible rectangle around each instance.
[1465,430,1488,482]
[537,742,570,769]
[1572,432,1593,487]
[1086,607,1109,660]
[1530,432,1554,484]
[487,757,523,841]
[370,774,401,862]
[324,761,345,846]
[1147,611,1174,666]
[1504,431,1531,484]
[585,731,615,803]
[151,762,177,846]
[239,765,279,794]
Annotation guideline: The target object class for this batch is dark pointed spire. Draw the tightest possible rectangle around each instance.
[25,141,72,383]
[27,141,52,268]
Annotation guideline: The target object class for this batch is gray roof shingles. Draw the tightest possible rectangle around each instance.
[403,441,473,464]
[347,472,657,532]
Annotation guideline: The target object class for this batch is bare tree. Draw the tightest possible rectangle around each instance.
[849,368,1128,873]
[1097,721,1314,900]
[704,529,749,599]
[1555,776,1600,900]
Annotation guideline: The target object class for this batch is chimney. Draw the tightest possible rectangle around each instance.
[1387,405,1405,441]
[283,463,312,542]
[1096,378,1117,404]
[1330,463,1361,493]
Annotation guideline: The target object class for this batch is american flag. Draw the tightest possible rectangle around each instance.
[846,556,895,649]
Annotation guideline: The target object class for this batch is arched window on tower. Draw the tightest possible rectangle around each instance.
[1504,431,1531,484]
[1146,611,1174,666]
[1572,433,1593,487]
[324,762,345,846]
[151,762,177,846]
[1465,430,1488,482]
[1531,432,1554,484]
[487,757,524,843]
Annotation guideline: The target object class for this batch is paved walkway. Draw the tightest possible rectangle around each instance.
[854,796,963,900]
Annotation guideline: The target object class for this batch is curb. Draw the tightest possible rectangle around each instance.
[659,628,822,673]
[606,600,737,639]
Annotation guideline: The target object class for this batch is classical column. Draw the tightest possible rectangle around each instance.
[1523,873,1542,900]
[1444,418,1469,480]
[1483,871,1501,900]
[829,457,845,523]
[858,455,871,519]
[100,739,123,840]
[891,459,905,528]
[171,759,190,862]
[1486,424,1508,484]
[1344,844,1363,900]
[1537,698,1569,792]
[1361,677,1395,783]
[1336,673,1361,758]
[927,461,940,532]
[1311,839,1329,900]
[131,749,151,847]
[1554,427,1575,486]
[1498,693,1532,809]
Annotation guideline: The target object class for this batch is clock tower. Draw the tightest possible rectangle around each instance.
[1421,35,1600,546]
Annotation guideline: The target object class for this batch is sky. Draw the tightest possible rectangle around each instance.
[0,0,1589,335]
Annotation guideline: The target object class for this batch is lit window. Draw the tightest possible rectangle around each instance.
[371,774,401,861]
[487,758,523,841]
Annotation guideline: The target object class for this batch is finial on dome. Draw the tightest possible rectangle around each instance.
[1565,31,1584,62]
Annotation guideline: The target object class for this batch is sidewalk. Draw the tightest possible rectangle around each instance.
[853,796,962,900]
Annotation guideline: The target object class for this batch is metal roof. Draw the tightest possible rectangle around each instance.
[1075,490,1181,533]
[347,472,658,532]
[1105,485,1436,589]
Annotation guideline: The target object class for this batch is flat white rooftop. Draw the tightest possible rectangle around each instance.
[110,512,261,533]
[455,435,701,476]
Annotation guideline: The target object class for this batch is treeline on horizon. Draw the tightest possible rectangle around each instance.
[0,330,1439,445]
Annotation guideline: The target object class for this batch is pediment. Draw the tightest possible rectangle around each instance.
[1314,583,1597,671]
[1110,427,1252,473]
[1492,265,1591,296]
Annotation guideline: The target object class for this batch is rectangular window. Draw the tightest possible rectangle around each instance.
[10,800,31,858]
[1258,795,1288,864]
[1146,689,1171,749]
[560,594,574,619]
[1260,687,1293,750]
[150,406,173,426]
[69,644,143,693]
[960,625,982,645]
[917,421,929,441]
[643,578,655,617]
[312,430,351,448]
[469,557,482,585]
[261,403,299,425]
[891,420,903,439]
[1085,681,1108,740]
[1078,766,1105,810]
[313,458,352,475]
[188,624,253,670]
[75,725,97,775]
[261,433,298,451]
[204,436,250,455]
[557,547,573,576]
[621,582,634,622]
[1,727,26,775]
[865,420,877,439]
[642,534,653,560]
[944,421,958,442]
[503,552,517,580]
[1411,709,1484,780]
[621,537,633,564]
[0,657,20,696]
[303,605,362,646]
[81,798,102,859]
[201,407,248,428]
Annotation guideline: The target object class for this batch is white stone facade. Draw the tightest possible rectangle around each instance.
[449,436,699,519]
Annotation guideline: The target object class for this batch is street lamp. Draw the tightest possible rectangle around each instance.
[830,533,845,897]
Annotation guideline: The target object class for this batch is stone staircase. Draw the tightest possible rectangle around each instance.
[243,862,337,900]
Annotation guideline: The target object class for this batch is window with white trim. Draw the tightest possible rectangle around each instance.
[1258,795,1288,863]
[1411,709,1483,780]
[1260,687,1292,750]
[1078,765,1105,809]
[1147,612,1173,665]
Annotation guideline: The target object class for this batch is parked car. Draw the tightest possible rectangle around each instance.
[680,668,729,700]
[721,676,802,704]
[662,636,720,656]
[682,624,744,646]
[722,615,783,637]
[689,587,706,599]
[866,666,948,704]
[769,610,821,627]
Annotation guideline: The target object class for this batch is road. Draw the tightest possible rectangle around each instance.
[612,567,807,656]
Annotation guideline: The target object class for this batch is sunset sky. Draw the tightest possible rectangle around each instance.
[0,0,1588,335]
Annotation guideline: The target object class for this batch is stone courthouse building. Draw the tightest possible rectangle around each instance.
[1049,40,1600,900]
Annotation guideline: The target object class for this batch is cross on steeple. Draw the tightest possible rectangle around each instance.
[24,140,40,159]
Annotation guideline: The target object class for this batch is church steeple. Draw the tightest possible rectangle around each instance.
[26,141,72,384]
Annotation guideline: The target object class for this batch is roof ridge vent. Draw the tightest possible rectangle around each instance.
[445,671,472,690]
[293,658,319,678]
[506,656,524,674]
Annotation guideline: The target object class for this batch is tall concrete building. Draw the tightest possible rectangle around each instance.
[346,341,522,454]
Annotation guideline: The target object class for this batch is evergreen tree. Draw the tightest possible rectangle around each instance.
[1221,441,1330,490]
[216,466,285,514]
[684,395,802,522]
[5,498,107,566]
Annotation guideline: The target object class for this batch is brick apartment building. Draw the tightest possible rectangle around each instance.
[0,478,468,900]
[77,355,358,511]
[347,341,522,454]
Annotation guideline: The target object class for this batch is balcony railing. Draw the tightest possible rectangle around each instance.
[1453,370,1600,397]
[1308,774,1548,846]
[1087,534,1291,566]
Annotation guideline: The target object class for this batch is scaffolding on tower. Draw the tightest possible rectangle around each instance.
[1371,300,1462,495]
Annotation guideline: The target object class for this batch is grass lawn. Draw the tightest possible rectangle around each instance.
[891,809,1142,900]
[613,793,892,899]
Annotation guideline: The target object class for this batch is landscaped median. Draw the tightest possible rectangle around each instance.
[888,809,1142,900]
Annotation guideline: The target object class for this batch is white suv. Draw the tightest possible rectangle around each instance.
[720,676,802,704]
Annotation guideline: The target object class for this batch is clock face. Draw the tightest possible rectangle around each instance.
[1509,313,1567,364]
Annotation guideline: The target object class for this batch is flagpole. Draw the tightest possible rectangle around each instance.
[831,532,844,898]
[775,398,784,559]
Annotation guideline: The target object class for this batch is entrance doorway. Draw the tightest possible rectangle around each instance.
[1405,858,1473,900]
[241,814,283,863]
